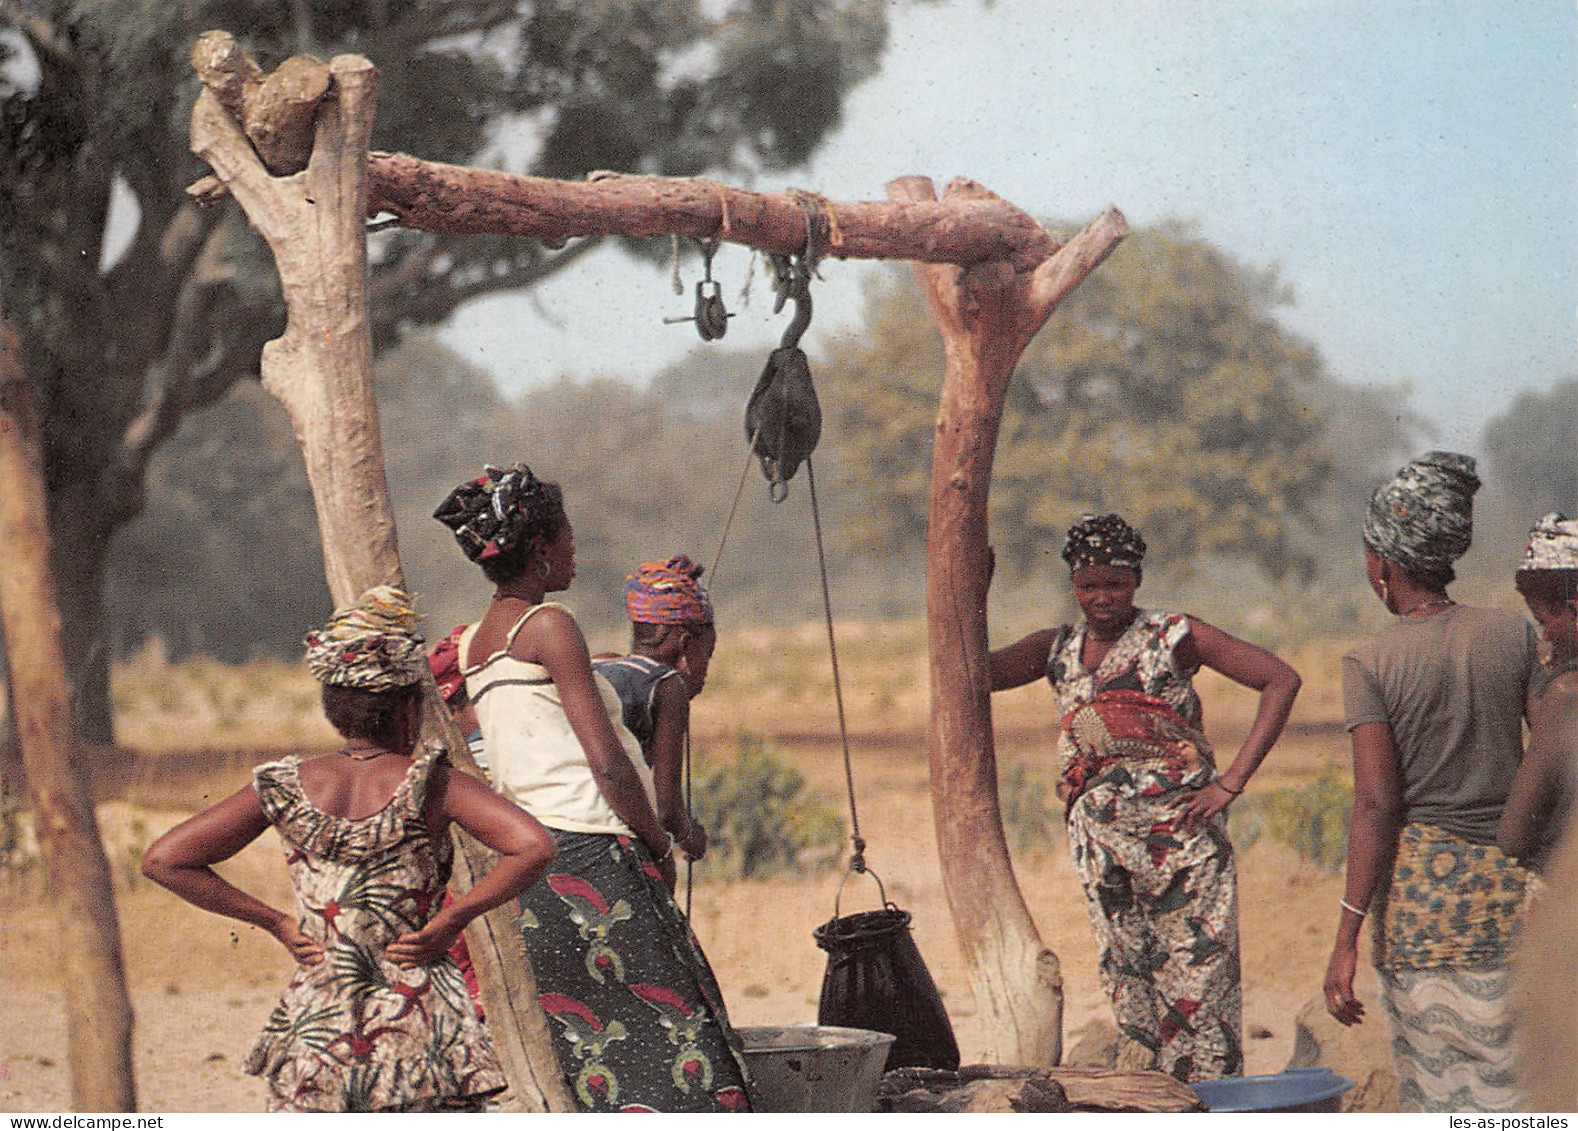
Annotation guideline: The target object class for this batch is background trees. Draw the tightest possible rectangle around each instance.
[0,0,894,741]
[827,224,1340,582]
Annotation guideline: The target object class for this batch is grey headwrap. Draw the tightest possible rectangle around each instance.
[1362,451,1480,586]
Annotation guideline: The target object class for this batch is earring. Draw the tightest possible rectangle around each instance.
[1377,577,1391,606]
[535,559,552,581]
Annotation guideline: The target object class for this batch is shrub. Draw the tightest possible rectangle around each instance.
[1231,764,1353,872]
[999,761,1061,859]
[686,730,845,881]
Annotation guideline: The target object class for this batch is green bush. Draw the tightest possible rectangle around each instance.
[1231,765,1354,871]
[999,761,1061,859]
[687,730,845,881]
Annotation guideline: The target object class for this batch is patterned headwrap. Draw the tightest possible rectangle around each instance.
[1061,513,1147,572]
[624,555,714,625]
[428,624,469,702]
[1519,513,1578,572]
[303,585,427,691]
[434,462,557,563]
[1363,451,1480,585]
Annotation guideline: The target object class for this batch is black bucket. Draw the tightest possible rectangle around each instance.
[813,901,960,1072]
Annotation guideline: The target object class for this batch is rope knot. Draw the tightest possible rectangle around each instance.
[849,835,868,874]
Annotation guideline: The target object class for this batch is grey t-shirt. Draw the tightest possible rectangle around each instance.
[1342,604,1538,845]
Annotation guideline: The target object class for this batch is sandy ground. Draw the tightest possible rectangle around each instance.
[0,644,1384,1112]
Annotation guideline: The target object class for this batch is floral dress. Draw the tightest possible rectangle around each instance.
[1047,610,1243,1083]
[243,751,508,1112]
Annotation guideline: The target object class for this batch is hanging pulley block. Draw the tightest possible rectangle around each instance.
[745,254,820,502]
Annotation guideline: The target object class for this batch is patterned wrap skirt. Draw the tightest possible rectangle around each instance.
[517,829,754,1112]
[1372,822,1527,1113]
[1060,690,1243,1083]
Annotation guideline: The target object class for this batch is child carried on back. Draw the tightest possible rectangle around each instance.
[594,555,715,863]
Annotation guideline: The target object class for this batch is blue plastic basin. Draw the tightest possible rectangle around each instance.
[1190,1067,1356,1113]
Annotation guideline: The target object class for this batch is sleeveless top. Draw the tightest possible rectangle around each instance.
[593,654,684,757]
[1045,609,1202,728]
[244,751,506,1111]
[461,603,651,835]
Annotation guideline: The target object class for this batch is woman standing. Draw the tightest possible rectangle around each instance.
[990,513,1301,1083]
[142,586,555,1112]
[434,463,753,1113]
[1322,452,1538,1113]
[1498,514,1578,1111]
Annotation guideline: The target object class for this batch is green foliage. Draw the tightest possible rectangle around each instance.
[0,774,24,870]
[1230,764,1353,872]
[998,761,1060,859]
[822,226,1419,583]
[686,729,845,881]
[0,0,896,735]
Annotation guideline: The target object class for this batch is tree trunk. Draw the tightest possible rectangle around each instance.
[188,42,574,1112]
[892,175,1127,1065]
[0,316,138,1110]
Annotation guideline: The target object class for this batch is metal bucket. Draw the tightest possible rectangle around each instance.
[739,1025,897,1112]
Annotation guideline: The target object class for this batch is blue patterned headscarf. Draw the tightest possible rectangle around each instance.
[1363,451,1480,586]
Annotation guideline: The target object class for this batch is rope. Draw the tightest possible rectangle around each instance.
[708,424,762,590]
[683,727,694,919]
[806,458,865,872]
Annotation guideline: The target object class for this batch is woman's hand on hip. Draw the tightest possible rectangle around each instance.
[1178,780,1236,825]
[273,917,325,966]
[387,919,463,967]
[1322,943,1365,1026]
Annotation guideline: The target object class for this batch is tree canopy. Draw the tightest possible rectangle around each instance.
[823,223,1342,580]
[0,0,897,738]
[1481,376,1578,519]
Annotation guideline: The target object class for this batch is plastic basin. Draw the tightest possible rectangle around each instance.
[739,1025,897,1112]
[1190,1067,1356,1113]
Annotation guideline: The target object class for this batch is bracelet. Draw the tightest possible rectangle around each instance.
[1215,779,1243,796]
[1339,897,1367,917]
[651,833,675,862]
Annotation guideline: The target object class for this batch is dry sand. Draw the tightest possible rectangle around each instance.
[0,634,1387,1112]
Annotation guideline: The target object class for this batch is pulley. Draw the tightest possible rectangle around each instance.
[744,253,821,502]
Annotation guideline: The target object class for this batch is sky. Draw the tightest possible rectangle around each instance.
[440,0,1578,456]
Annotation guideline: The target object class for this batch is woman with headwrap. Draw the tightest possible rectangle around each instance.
[1498,514,1578,1111]
[1499,513,1578,868]
[1322,452,1539,1113]
[434,464,753,1112]
[595,555,716,862]
[990,513,1302,1083]
[141,586,556,1112]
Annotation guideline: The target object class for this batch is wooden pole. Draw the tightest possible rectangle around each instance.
[891,175,1127,1065]
[188,41,574,1113]
[0,315,138,1111]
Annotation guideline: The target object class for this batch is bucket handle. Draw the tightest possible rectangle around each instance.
[833,862,890,919]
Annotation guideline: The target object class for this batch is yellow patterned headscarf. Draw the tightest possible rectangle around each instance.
[303,585,427,691]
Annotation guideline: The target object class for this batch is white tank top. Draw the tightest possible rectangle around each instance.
[460,603,653,835]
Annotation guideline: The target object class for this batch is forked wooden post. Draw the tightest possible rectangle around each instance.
[188,40,574,1113]
[891,175,1127,1065]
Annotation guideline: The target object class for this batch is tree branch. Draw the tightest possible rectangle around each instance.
[370,0,518,56]
[368,235,604,333]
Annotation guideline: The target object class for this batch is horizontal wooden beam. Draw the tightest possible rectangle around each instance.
[366,153,1091,271]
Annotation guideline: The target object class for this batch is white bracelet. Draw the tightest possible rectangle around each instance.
[1339,897,1367,917]
[652,833,675,862]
